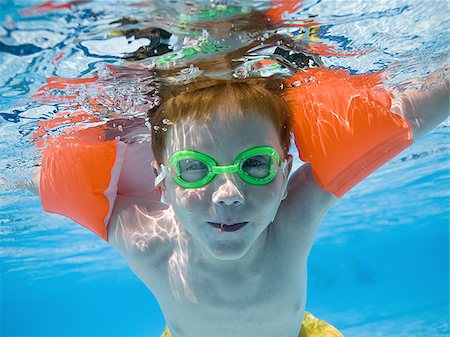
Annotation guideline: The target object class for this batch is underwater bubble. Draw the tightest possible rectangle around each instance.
[129,134,151,144]
[233,66,249,79]
[162,118,173,125]
[180,64,199,74]
[165,76,176,83]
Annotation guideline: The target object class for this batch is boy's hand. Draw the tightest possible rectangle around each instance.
[15,166,41,196]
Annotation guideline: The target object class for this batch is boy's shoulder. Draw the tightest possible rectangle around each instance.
[270,163,337,251]
[108,195,175,263]
[283,163,338,218]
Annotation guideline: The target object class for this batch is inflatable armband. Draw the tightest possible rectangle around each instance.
[39,119,158,241]
[284,68,413,197]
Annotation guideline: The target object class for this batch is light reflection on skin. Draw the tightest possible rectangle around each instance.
[121,205,179,252]
[111,203,198,302]
[167,238,198,303]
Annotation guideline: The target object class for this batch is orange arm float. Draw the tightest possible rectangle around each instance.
[39,120,158,242]
[284,68,413,198]
[265,0,303,25]
[40,127,125,241]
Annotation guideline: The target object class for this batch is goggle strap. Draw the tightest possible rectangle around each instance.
[154,164,168,187]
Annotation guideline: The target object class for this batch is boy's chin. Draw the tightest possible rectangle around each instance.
[204,240,253,261]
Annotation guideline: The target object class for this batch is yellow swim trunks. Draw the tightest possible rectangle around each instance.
[160,312,343,337]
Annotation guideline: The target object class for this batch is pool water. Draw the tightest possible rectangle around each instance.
[1,1,449,336]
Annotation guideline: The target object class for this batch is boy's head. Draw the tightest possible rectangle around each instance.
[148,79,293,260]
[149,78,291,165]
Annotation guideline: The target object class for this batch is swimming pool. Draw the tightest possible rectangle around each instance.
[1,1,449,336]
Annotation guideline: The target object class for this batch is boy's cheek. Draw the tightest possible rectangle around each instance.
[167,184,210,215]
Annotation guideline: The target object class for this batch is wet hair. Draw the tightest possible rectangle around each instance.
[148,77,292,165]
[144,11,321,164]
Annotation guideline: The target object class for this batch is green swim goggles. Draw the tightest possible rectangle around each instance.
[155,146,287,189]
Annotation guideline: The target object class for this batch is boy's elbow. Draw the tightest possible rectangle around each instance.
[393,75,449,141]
[407,107,449,141]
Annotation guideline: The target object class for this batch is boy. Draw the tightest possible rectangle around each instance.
[110,71,450,337]
[30,69,448,337]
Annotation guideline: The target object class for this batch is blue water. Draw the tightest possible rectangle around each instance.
[1,1,449,337]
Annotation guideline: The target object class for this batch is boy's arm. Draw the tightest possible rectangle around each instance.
[25,165,171,262]
[282,71,448,242]
[391,74,449,140]
[24,166,41,196]
[27,118,160,242]
[285,68,449,202]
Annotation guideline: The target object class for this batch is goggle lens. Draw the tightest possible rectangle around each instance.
[241,155,272,179]
[177,159,209,182]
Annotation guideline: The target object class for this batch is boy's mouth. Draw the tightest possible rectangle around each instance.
[207,222,249,232]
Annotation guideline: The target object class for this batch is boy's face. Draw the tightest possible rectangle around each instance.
[161,109,292,261]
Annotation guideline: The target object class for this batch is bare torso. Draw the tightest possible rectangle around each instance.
[109,164,337,337]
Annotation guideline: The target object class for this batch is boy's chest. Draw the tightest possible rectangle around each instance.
[151,240,308,337]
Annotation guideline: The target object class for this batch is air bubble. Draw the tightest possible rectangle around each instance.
[180,66,193,74]
[162,118,173,125]
[233,66,249,79]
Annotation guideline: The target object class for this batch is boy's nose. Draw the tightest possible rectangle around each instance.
[211,178,245,206]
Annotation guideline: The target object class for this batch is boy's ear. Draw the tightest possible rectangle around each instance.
[151,160,160,178]
[282,154,294,181]
[281,154,293,201]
